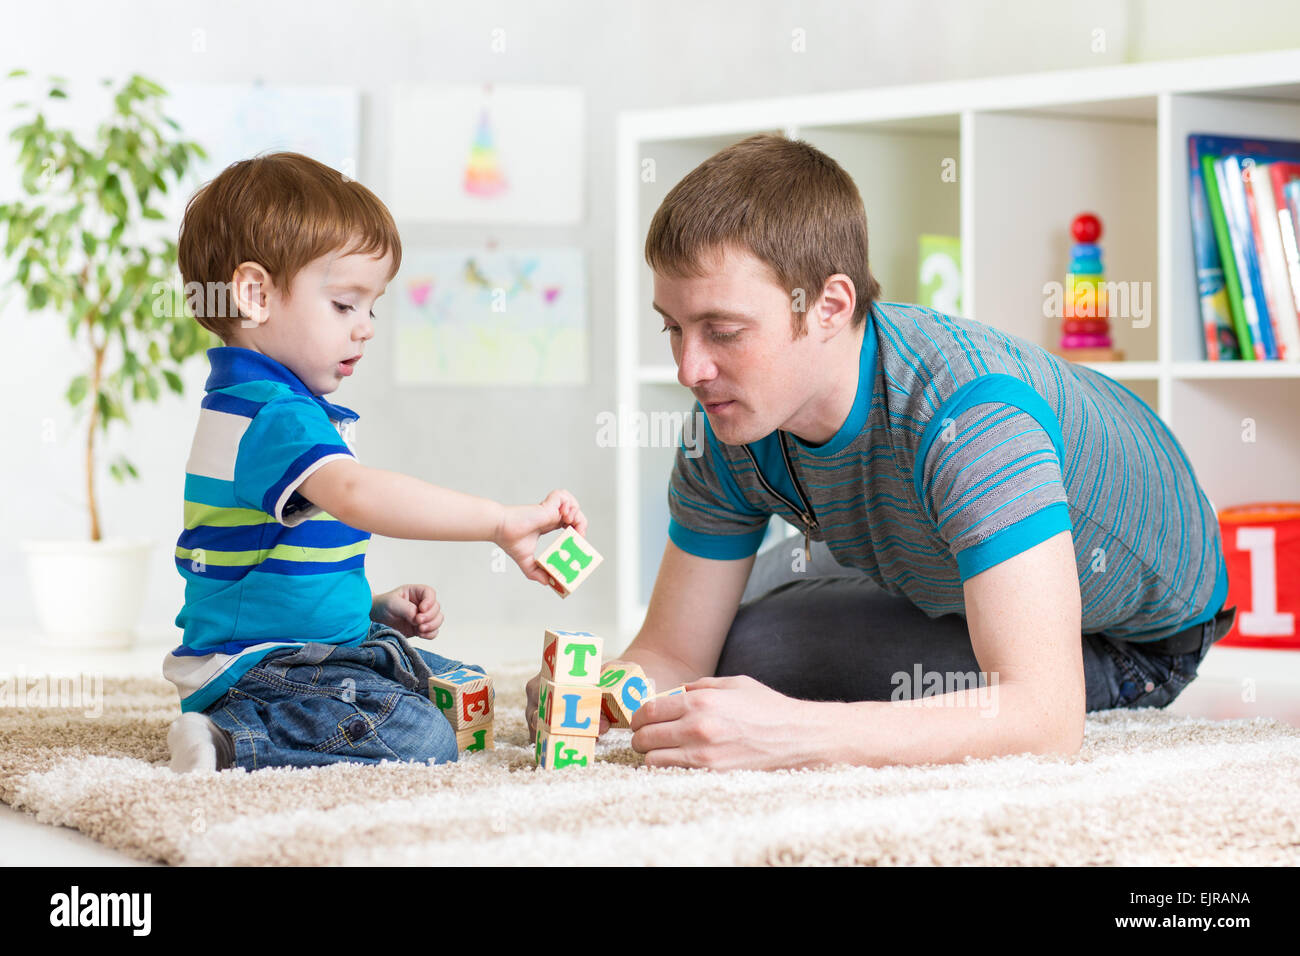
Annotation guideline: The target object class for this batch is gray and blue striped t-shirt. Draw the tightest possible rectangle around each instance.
[668,300,1228,643]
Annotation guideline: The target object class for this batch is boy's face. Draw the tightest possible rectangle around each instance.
[652,245,826,446]
[229,247,394,396]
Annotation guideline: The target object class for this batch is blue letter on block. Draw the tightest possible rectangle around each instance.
[621,676,649,714]
[560,693,592,731]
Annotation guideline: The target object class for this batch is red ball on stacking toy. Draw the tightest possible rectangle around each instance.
[1071,213,1102,243]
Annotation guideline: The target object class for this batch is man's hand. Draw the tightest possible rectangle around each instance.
[371,584,444,639]
[494,489,588,593]
[629,674,820,770]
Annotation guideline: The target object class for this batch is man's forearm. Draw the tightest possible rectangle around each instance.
[343,467,505,542]
[617,643,706,693]
[806,679,1083,768]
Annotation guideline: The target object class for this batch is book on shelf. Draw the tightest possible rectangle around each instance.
[1188,133,1300,362]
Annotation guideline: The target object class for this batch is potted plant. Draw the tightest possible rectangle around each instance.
[0,70,212,648]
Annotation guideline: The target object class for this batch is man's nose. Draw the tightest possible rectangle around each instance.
[676,332,716,389]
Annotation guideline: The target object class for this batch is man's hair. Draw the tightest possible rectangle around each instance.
[177,151,402,341]
[644,133,881,337]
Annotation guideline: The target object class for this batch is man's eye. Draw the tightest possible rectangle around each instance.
[711,329,740,342]
[661,323,680,335]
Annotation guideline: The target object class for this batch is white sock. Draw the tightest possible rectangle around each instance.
[168,712,224,773]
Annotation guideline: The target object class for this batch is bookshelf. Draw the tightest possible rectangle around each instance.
[614,48,1300,643]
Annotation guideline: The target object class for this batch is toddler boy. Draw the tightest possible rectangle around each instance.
[165,151,584,773]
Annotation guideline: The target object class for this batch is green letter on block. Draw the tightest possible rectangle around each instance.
[545,535,593,584]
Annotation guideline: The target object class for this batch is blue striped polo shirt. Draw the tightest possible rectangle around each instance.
[163,347,373,713]
[668,300,1229,643]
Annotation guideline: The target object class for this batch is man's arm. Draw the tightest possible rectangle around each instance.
[619,538,757,686]
[631,529,1086,768]
[526,537,754,739]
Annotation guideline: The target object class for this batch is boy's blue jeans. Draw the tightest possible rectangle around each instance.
[203,622,482,771]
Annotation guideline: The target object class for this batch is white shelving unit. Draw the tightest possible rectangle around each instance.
[615,48,1300,643]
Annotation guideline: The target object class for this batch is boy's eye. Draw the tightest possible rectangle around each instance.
[334,302,377,319]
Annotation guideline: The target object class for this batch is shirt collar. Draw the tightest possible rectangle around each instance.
[790,301,880,458]
[204,347,360,422]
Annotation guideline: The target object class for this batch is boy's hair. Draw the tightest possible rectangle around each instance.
[177,151,402,341]
[644,133,881,337]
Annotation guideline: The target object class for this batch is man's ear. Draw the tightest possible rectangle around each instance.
[813,273,856,341]
[231,261,274,330]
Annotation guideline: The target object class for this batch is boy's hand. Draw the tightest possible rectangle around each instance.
[493,489,588,592]
[371,584,444,639]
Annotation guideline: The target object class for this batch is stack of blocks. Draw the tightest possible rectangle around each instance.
[428,667,495,754]
[535,629,604,769]
[534,628,688,769]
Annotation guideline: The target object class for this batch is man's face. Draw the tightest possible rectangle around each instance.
[234,247,393,396]
[653,246,818,445]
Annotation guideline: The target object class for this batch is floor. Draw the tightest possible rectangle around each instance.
[1,637,1297,866]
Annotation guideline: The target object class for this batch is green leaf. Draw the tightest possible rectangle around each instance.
[48,88,67,99]
[66,375,88,405]
[7,69,29,78]
[162,369,183,394]
[141,207,164,220]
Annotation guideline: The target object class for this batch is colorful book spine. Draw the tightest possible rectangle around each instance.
[1221,155,1276,359]
[1203,154,1256,359]
[1245,159,1299,361]
[1188,138,1236,360]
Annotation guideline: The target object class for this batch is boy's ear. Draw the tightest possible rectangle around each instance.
[231,261,273,330]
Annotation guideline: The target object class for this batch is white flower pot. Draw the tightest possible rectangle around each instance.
[20,537,154,649]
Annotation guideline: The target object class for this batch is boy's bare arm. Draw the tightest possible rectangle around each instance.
[297,458,584,591]
[298,458,505,541]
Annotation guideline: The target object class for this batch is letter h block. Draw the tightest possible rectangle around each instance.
[538,527,603,597]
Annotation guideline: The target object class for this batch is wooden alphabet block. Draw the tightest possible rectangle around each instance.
[542,629,604,685]
[538,527,603,597]
[535,726,596,769]
[598,663,654,729]
[428,668,494,730]
[456,724,494,753]
[538,679,601,737]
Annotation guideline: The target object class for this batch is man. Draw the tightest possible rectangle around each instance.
[526,133,1234,770]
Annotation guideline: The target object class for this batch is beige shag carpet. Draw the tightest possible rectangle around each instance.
[2,663,1299,866]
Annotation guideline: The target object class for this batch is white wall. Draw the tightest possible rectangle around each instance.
[2,0,1299,666]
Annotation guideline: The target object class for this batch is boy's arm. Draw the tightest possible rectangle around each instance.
[298,458,505,541]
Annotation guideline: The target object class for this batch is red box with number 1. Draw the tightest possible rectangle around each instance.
[1218,503,1300,651]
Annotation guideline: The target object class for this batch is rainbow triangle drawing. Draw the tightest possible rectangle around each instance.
[463,108,507,198]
